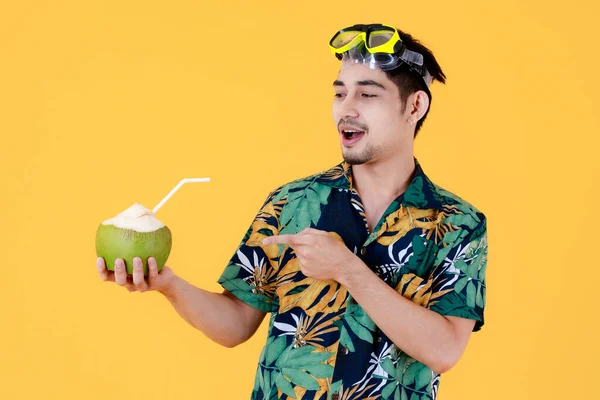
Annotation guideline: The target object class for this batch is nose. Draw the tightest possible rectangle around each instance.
[339,95,359,118]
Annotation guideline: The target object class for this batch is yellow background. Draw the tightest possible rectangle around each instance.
[1,1,598,399]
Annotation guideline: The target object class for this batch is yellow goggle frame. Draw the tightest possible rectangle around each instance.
[329,24,401,58]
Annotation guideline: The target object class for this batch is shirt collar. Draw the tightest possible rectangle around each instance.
[316,157,443,210]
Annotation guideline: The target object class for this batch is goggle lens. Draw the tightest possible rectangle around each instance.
[331,31,363,48]
[367,30,395,48]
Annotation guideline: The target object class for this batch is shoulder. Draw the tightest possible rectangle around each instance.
[433,182,487,241]
[263,162,349,205]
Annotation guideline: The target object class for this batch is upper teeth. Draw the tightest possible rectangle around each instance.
[345,130,357,133]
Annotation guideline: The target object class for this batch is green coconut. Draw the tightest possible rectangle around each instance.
[95,203,172,276]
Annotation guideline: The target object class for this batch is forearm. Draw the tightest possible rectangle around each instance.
[159,276,250,348]
[338,259,462,374]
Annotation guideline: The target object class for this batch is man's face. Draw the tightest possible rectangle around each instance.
[332,62,413,165]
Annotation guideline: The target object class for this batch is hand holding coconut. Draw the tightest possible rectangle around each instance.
[95,178,210,293]
[93,177,269,349]
[96,255,175,293]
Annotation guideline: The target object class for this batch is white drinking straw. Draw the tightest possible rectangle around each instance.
[152,178,211,214]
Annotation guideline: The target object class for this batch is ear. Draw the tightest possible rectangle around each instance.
[409,90,430,123]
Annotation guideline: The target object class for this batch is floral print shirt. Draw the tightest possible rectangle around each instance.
[218,158,488,400]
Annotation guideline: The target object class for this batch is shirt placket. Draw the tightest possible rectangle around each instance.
[349,187,393,250]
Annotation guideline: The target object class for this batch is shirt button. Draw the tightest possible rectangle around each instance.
[361,247,367,256]
[331,395,339,400]
[340,346,349,355]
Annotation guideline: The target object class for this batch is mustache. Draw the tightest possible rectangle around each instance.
[338,119,368,132]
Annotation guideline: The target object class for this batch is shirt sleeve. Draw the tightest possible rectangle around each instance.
[428,215,488,332]
[217,187,283,313]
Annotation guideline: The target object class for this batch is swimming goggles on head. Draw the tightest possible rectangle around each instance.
[329,23,433,87]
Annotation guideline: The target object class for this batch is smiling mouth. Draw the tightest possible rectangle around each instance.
[340,129,366,146]
[341,129,365,140]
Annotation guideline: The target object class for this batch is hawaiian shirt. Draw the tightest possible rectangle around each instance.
[218,157,488,400]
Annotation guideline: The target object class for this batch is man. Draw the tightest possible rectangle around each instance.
[97,23,488,400]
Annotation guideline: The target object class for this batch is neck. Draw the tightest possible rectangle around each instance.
[351,154,416,202]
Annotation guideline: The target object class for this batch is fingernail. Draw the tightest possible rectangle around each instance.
[262,238,270,245]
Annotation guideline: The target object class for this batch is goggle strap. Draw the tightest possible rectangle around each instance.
[399,48,433,87]
[399,48,424,67]
[423,71,433,87]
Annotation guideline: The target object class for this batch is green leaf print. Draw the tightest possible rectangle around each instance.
[306,188,323,225]
[275,373,296,398]
[280,197,301,229]
[282,368,320,390]
[472,224,486,245]
[228,277,254,293]
[315,185,331,204]
[381,358,397,378]
[279,182,329,234]
[303,363,334,378]
[399,388,408,400]
[476,285,484,308]
[255,366,263,393]
[296,201,312,228]
[407,236,437,278]
[260,336,274,362]
[445,213,479,230]
[220,264,241,281]
[403,176,427,208]
[416,366,431,390]
[382,381,398,399]
[478,259,487,280]
[454,276,469,294]
[348,304,376,330]
[334,320,356,353]
[434,244,453,266]
[266,336,287,366]
[402,362,420,386]
[483,285,487,306]
[448,200,480,220]
[466,281,476,309]
[328,380,343,400]
[347,316,373,343]
[429,290,479,320]
[256,366,268,395]
[264,368,271,395]
[452,259,467,275]
[410,393,420,400]
[467,257,479,279]
[286,351,332,368]
[287,187,306,202]
[441,229,462,244]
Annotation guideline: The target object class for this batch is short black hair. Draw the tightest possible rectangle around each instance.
[384,29,446,137]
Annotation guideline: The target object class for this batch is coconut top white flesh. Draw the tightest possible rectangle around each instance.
[101,203,165,233]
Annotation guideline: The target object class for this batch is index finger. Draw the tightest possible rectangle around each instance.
[96,257,114,282]
[263,234,306,246]
[298,227,329,236]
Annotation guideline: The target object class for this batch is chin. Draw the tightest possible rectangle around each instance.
[342,144,380,166]
[342,151,371,166]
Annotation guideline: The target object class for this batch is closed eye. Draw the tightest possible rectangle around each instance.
[362,93,377,98]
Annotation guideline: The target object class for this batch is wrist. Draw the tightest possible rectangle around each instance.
[158,274,182,300]
[337,255,367,288]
